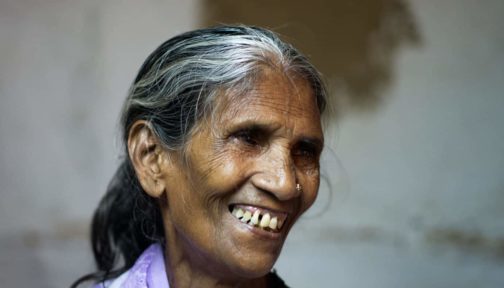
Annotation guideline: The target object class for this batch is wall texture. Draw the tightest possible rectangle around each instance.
[0,1,199,286]
[0,0,503,287]
[277,1,504,287]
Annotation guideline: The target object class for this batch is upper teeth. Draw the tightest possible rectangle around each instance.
[250,210,260,225]
[231,206,284,231]
[242,211,252,222]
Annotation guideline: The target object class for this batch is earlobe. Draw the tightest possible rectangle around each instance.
[127,120,167,198]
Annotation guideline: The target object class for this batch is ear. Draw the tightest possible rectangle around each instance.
[127,120,168,198]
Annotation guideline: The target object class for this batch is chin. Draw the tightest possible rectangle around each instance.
[225,250,280,280]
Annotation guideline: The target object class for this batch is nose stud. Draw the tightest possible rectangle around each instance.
[296,183,303,193]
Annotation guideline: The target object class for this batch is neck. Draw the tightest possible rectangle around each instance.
[162,223,269,288]
[163,242,268,288]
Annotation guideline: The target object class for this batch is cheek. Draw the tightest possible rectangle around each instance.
[201,149,250,192]
[301,174,321,213]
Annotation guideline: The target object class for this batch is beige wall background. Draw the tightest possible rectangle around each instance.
[1,0,503,287]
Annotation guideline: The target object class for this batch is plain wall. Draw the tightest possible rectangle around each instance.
[0,1,199,286]
[277,1,504,287]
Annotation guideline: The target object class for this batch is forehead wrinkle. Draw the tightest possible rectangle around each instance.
[254,75,317,116]
[206,70,321,141]
[247,95,305,116]
[234,85,310,121]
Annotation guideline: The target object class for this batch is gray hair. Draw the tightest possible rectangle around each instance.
[71,26,328,287]
[121,25,327,151]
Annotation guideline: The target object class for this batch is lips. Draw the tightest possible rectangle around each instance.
[229,204,287,233]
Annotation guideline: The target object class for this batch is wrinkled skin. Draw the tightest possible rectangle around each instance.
[129,68,324,288]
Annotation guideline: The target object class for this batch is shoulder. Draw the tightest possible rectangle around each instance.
[93,270,130,288]
[94,243,169,288]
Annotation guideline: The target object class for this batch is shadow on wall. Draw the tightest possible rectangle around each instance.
[202,0,421,115]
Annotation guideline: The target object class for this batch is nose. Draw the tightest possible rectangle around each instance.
[251,146,299,201]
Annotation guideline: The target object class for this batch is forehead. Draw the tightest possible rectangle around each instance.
[217,69,322,127]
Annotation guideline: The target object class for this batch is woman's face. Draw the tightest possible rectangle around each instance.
[159,69,324,281]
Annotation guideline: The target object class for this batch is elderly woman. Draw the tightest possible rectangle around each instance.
[72,25,327,288]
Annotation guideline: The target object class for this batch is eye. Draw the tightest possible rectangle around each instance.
[231,128,262,147]
[293,143,317,158]
[292,141,322,168]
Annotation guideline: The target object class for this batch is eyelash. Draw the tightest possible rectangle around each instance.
[293,143,318,159]
[232,129,261,147]
[232,130,318,156]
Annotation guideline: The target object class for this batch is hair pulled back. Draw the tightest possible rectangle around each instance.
[72,25,327,287]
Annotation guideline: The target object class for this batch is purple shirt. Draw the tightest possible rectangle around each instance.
[96,244,170,288]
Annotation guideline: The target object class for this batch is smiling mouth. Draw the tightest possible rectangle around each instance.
[229,204,287,233]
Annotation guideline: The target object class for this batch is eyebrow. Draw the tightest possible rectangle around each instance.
[226,120,282,134]
[227,120,324,147]
[298,137,324,151]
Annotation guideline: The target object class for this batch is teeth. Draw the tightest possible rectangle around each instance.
[241,210,252,222]
[231,206,284,232]
[259,213,271,228]
[250,210,260,225]
[269,217,278,230]
[234,208,244,219]
[277,218,284,229]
